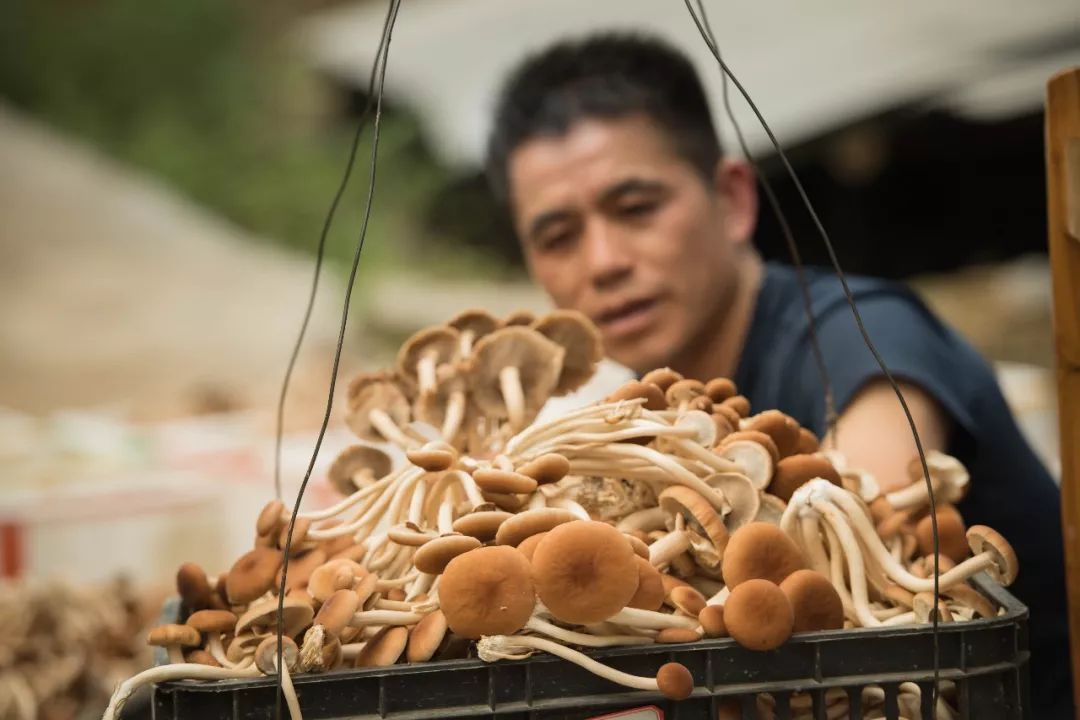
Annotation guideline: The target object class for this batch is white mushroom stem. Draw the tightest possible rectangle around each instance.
[270,653,303,720]
[546,496,590,520]
[532,422,695,450]
[567,462,672,485]
[505,399,645,455]
[706,587,729,607]
[370,408,416,449]
[649,530,691,567]
[350,610,426,627]
[525,617,654,646]
[821,518,857,623]
[375,572,418,590]
[372,599,416,612]
[407,474,428,526]
[442,389,467,440]
[102,664,261,720]
[308,471,413,539]
[499,366,527,430]
[207,634,253,670]
[799,515,831,578]
[407,573,436,600]
[810,499,881,627]
[300,472,398,522]
[478,635,664,693]
[885,475,944,511]
[437,496,455,535]
[417,352,439,395]
[607,607,699,630]
[164,645,186,665]
[527,492,547,510]
[617,507,668,533]
[882,611,918,627]
[580,444,727,511]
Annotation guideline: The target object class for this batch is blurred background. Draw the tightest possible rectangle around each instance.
[1,0,1077,715]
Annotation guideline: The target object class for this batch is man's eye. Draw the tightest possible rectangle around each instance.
[619,200,658,218]
[537,231,573,252]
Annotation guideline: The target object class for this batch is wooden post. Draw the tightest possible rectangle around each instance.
[1046,66,1080,713]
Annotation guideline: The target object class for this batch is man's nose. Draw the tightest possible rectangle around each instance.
[582,222,633,290]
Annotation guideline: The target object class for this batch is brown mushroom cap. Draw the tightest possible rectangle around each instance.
[276,548,327,593]
[448,308,499,345]
[176,562,214,611]
[625,533,650,560]
[627,556,666,611]
[494,508,578,547]
[516,531,548,561]
[605,380,667,411]
[327,445,393,497]
[658,486,728,552]
[406,445,456,473]
[148,624,201,648]
[915,505,969,563]
[308,559,364,602]
[439,546,536,638]
[226,548,283,605]
[466,327,565,423]
[669,586,707,616]
[185,649,221,667]
[704,472,760,530]
[532,520,639,624]
[473,468,538,495]
[704,377,738,403]
[746,410,801,457]
[713,404,742,431]
[769,454,842,502]
[640,367,683,392]
[531,309,604,395]
[719,430,780,462]
[235,596,315,638]
[344,372,412,442]
[724,579,794,651]
[656,627,702,643]
[779,569,844,633]
[967,525,1019,586]
[722,522,807,588]
[656,662,695,700]
[698,604,727,638]
[255,636,299,674]
[665,379,706,408]
[277,517,315,556]
[516,453,571,485]
[314,589,361,636]
[942,583,996,619]
[720,395,751,418]
[396,326,460,384]
[413,534,483,574]
[452,510,513,542]
[503,309,536,326]
[715,433,777,490]
[406,610,448,663]
[256,500,286,537]
[912,592,954,624]
[186,609,238,635]
[795,428,820,455]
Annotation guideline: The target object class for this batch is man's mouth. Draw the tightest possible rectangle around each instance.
[596,297,660,338]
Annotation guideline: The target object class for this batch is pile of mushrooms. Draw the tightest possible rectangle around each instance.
[106,309,1020,720]
[0,577,155,720]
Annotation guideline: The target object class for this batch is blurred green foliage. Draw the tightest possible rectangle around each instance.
[0,0,510,280]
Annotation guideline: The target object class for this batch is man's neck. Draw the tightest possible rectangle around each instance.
[667,251,763,382]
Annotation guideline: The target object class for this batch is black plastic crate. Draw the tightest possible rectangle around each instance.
[151,576,1028,719]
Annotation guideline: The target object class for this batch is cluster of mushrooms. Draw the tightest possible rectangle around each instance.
[104,309,1020,720]
[0,578,154,720]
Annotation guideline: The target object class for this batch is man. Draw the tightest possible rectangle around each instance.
[486,33,1072,716]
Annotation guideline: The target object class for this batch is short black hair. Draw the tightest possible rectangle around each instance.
[485,32,722,206]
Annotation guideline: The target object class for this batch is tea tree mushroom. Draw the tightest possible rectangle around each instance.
[439,546,535,638]
[148,625,201,665]
[532,309,604,397]
[722,522,807,588]
[327,445,393,498]
[723,579,794,651]
[779,569,844,633]
[467,327,565,431]
[345,372,414,448]
[397,326,460,396]
[448,308,499,356]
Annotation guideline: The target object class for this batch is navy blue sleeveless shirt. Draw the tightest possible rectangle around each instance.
[732,263,1071,717]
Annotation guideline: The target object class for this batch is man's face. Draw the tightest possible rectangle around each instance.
[507,115,754,372]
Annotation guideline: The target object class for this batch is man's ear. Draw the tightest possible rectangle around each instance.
[713,158,758,246]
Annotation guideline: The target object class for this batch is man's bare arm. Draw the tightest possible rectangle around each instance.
[830,380,951,493]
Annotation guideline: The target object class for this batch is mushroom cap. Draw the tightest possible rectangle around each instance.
[769,454,842,502]
[605,380,667,411]
[277,516,313,554]
[344,372,411,442]
[406,609,448,663]
[720,430,779,462]
[658,486,729,552]
[624,533,650,560]
[915,505,969,563]
[314,589,361,636]
[226,548,283,605]
[255,636,299,674]
[704,377,738,403]
[516,531,548,561]
[703,472,760,530]
[448,308,499,342]
[640,367,683,392]
[723,579,794,651]
[396,326,460,383]
[942,583,996,619]
[413,534,483,574]
[912,592,954,624]
[276,548,327,592]
[186,609,238,635]
[966,525,1019,585]
[439,546,536,638]
[627,556,666,611]
[494,508,578,547]
[698,604,727,638]
[656,627,702,643]
[716,434,776,490]
[656,662,695,700]
[910,553,956,579]
[668,586,707,616]
[779,569,844,633]
[711,411,737,441]
[745,410,802,458]
[483,491,530,512]
[675,410,718,446]
[720,395,751,418]
[531,309,604,395]
[466,326,565,421]
[327,445,393,497]
[235,596,315,638]
[722,522,807,588]
[713,402,742,429]
[185,649,221,667]
[795,428,820,455]
[907,450,970,503]
[503,309,536,326]
[256,500,286,537]
[412,370,468,435]
[884,583,915,609]
[516,453,571,485]
[176,562,214,611]
[532,520,640,624]
[452,510,513,542]
[406,444,456,473]
[754,493,788,524]
[665,379,706,407]
[473,468,538,495]
[147,624,201,648]
[660,573,693,598]
[308,559,364,602]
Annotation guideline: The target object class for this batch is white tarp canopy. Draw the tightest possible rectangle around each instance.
[300,0,1080,168]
